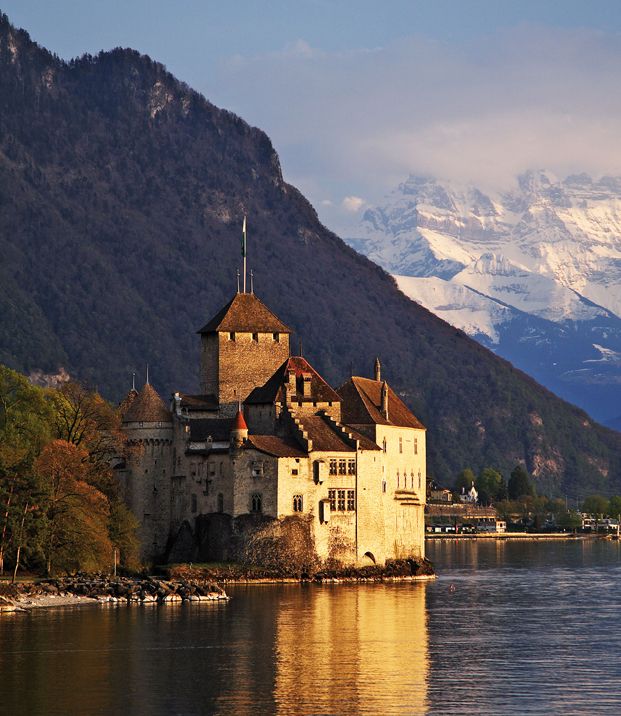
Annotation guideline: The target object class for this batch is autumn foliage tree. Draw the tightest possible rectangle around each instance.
[35,440,113,575]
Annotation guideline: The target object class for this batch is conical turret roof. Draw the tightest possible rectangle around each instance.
[118,388,139,418]
[123,383,171,423]
[233,409,248,431]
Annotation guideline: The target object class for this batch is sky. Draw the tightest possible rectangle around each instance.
[3,1,621,234]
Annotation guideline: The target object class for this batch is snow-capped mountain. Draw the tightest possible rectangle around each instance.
[348,171,621,424]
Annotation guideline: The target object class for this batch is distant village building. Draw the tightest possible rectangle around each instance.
[117,290,427,566]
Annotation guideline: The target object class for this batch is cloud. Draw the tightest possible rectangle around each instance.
[208,26,621,230]
[342,195,365,212]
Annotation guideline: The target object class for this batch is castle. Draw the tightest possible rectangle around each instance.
[117,289,427,566]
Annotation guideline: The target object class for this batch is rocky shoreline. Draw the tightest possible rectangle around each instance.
[0,559,435,613]
[0,576,229,613]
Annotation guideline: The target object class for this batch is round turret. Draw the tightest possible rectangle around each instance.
[230,408,248,448]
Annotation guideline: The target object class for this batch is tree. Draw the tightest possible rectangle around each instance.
[608,495,621,518]
[35,440,112,575]
[477,467,506,505]
[0,366,53,574]
[50,382,126,495]
[508,465,534,500]
[108,498,141,572]
[582,494,610,517]
[557,510,582,532]
[454,468,476,495]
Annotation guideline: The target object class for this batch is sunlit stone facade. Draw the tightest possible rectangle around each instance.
[118,291,427,565]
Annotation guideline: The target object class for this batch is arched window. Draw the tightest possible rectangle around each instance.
[293,494,303,512]
[251,493,262,513]
[217,493,224,513]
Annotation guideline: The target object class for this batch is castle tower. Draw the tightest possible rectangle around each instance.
[230,408,249,449]
[120,382,173,561]
[197,293,292,415]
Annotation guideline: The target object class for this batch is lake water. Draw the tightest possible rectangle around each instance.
[2,539,621,715]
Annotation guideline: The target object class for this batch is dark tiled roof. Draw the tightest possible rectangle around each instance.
[298,415,352,452]
[246,435,307,457]
[198,293,292,334]
[179,393,219,411]
[338,377,426,430]
[246,356,341,405]
[189,418,234,442]
[123,384,172,423]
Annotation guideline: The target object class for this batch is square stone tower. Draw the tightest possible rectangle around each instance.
[198,292,292,414]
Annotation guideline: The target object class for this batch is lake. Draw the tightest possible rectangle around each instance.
[1,539,620,715]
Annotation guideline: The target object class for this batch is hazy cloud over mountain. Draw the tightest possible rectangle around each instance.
[212,25,621,232]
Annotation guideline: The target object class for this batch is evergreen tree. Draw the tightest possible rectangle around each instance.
[508,464,534,500]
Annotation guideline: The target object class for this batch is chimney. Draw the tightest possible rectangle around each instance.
[374,357,381,382]
[381,381,389,421]
[302,372,312,398]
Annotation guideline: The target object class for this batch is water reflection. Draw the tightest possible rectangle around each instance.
[2,541,621,715]
[273,585,428,715]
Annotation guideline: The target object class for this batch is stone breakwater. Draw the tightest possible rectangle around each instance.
[168,557,436,584]
[0,576,228,612]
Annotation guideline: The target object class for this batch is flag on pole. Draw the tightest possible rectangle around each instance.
[242,216,247,258]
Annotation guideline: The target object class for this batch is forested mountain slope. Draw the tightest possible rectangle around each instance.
[1,14,620,494]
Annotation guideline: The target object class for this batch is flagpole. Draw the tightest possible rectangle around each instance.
[242,215,247,294]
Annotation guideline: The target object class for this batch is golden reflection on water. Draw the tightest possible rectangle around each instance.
[273,584,428,715]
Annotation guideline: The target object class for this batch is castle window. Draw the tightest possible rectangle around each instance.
[411,471,414,489]
[251,462,264,478]
[252,332,258,342]
[382,480,387,493]
[191,494,197,513]
[414,438,418,455]
[217,493,224,513]
[418,470,422,490]
[293,494,303,512]
[209,464,216,477]
[382,438,387,453]
[399,437,403,454]
[338,459,347,475]
[229,332,235,341]
[397,471,400,488]
[291,468,299,476]
[347,459,355,475]
[273,332,280,342]
[328,489,355,511]
[251,493,262,513]
[329,459,337,475]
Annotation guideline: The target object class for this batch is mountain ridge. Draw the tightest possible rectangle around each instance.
[2,13,621,495]
[351,171,621,423]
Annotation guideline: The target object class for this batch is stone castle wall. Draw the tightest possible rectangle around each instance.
[201,331,289,405]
